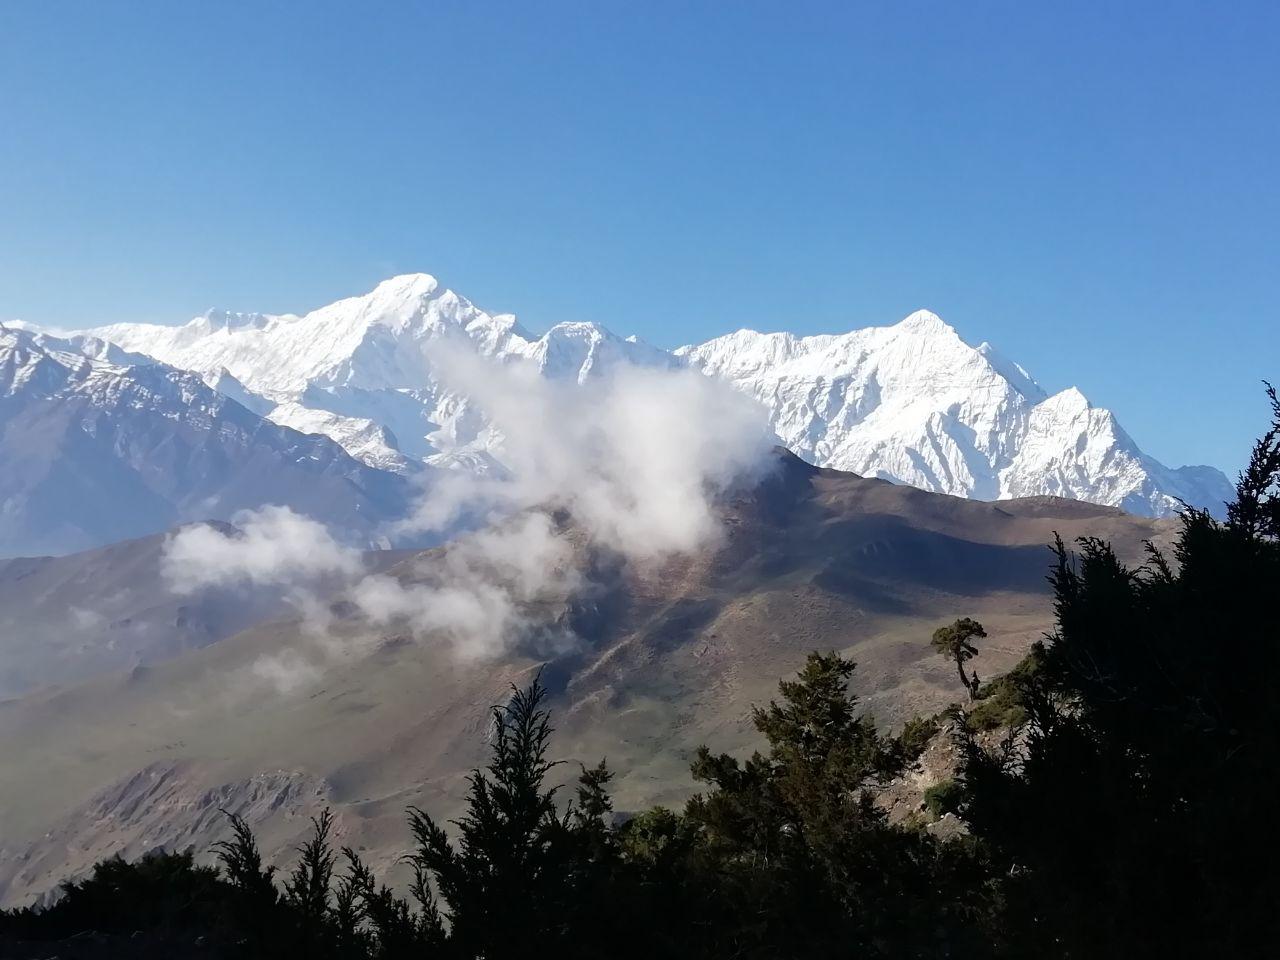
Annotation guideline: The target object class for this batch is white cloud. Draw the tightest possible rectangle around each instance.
[247,649,323,696]
[159,349,773,693]
[402,345,774,559]
[162,506,363,594]
[353,511,579,660]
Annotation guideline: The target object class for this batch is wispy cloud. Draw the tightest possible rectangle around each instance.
[161,350,772,693]
[162,505,363,593]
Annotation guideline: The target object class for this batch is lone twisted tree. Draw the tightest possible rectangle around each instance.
[931,617,985,700]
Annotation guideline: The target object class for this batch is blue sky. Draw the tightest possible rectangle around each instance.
[2,1,1276,473]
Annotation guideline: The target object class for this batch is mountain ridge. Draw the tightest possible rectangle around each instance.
[0,325,421,556]
[0,450,1176,907]
[46,274,1228,519]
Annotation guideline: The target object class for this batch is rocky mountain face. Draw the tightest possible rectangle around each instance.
[0,326,420,557]
[62,275,1230,519]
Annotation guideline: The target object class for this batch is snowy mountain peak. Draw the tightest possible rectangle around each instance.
[534,321,674,383]
[0,322,420,557]
[197,308,273,332]
[1,327,105,393]
[367,272,440,300]
[679,308,1230,517]
[341,273,450,329]
[894,308,955,335]
[82,275,524,399]
[43,277,1232,519]
[1052,385,1090,408]
[63,276,668,466]
[0,329,48,395]
[976,341,1045,401]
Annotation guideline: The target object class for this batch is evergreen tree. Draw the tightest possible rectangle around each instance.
[930,618,985,700]
[340,847,440,958]
[212,809,282,951]
[406,675,577,958]
[284,808,338,957]
[961,384,1280,957]
[568,758,619,904]
[331,853,373,960]
[0,849,228,943]
[683,650,995,958]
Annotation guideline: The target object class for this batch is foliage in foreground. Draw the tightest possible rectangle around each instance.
[1,653,991,959]
[960,384,1280,957]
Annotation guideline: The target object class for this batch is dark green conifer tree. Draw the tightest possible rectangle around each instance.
[930,617,986,700]
[285,808,338,957]
[684,650,995,958]
[213,809,283,952]
[962,384,1280,957]
[339,847,441,958]
[406,675,577,959]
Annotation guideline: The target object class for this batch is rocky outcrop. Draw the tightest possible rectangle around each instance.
[0,762,336,909]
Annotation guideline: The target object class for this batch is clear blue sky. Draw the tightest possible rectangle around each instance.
[2,1,1276,473]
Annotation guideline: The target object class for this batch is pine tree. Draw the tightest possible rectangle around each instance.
[212,809,281,950]
[1226,382,1280,539]
[212,809,277,900]
[961,384,1280,957]
[406,674,575,958]
[284,808,338,957]
[683,650,993,958]
[339,847,439,958]
[331,853,371,959]
[931,617,985,700]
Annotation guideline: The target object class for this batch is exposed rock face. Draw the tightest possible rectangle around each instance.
[876,721,967,828]
[0,761,337,911]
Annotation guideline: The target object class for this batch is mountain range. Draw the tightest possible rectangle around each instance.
[0,273,1230,559]
[0,273,1217,903]
[0,324,420,556]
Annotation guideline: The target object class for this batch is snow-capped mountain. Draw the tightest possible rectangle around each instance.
[678,313,1233,517]
[86,274,673,472]
[0,324,418,556]
[53,274,1231,520]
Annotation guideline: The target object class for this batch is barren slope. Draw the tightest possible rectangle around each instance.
[0,454,1171,905]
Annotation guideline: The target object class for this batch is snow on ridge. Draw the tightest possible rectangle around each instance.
[40,275,1233,519]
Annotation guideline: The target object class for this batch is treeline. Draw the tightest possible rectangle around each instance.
[3,386,1279,959]
[0,656,991,959]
